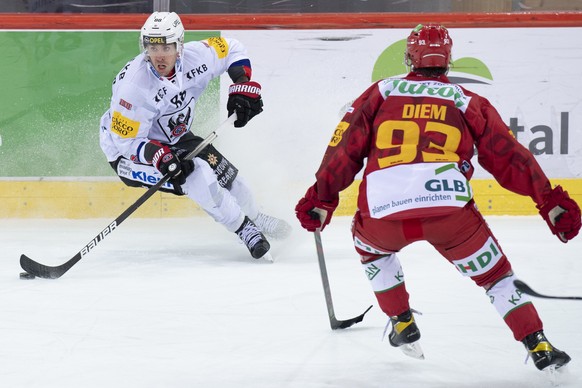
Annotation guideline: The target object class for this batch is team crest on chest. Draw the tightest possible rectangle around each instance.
[156,97,194,141]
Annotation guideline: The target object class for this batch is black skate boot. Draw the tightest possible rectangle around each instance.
[385,310,424,359]
[236,217,271,259]
[523,330,571,371]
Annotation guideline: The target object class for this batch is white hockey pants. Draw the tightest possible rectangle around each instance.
[181,158,259,232]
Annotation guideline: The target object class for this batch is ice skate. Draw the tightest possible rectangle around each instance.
[523,330,570,375]
[253,212,292,240]
[236,217,271,260]
[385,310,424,360]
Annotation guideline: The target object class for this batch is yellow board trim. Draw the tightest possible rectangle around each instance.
[1,179,581,218]
[0,181,203,218]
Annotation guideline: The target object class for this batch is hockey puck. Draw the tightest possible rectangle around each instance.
[19,272,36,280]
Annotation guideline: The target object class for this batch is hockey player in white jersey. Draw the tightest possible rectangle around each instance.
[99,12,291,260]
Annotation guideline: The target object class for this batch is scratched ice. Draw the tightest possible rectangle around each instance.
[1,216,581,388]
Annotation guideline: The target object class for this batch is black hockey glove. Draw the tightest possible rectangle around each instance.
[150,143,193,187]
[227,81,263,128]
[174,159,195,186]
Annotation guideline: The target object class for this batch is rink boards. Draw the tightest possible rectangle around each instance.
[1,179,580,218]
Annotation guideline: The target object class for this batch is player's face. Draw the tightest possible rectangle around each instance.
[146,43,178,77]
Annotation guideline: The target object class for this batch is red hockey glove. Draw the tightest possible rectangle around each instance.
[150,143,192,186]
[295,185,339,232]
[537,185,581,243]
[227,81,263,128]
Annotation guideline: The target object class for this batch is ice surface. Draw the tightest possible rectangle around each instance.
[1,216,581,387]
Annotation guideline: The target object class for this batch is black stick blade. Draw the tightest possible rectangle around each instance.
[514,279,582,300]
[331,305,373,330]
[20,254,73,279]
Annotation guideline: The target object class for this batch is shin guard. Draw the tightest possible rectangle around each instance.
[486,274,543,340]
[362,254,410,317]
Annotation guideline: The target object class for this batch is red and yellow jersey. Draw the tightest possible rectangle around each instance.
[314,72,552,220]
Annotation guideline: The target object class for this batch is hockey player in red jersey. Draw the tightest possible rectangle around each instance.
[295,24,581,371]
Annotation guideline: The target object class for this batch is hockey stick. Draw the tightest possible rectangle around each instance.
[313,229,373,329]
[514,279,582,301]
[20,115,237,279]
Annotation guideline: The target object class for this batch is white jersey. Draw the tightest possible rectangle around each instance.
[99,37,249,163]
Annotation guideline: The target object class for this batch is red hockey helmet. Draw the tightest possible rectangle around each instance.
[405,23,452,69]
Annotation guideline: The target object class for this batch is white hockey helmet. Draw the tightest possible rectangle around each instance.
[140,12,184,57]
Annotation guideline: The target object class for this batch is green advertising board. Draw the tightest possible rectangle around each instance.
[0,30,219,177]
